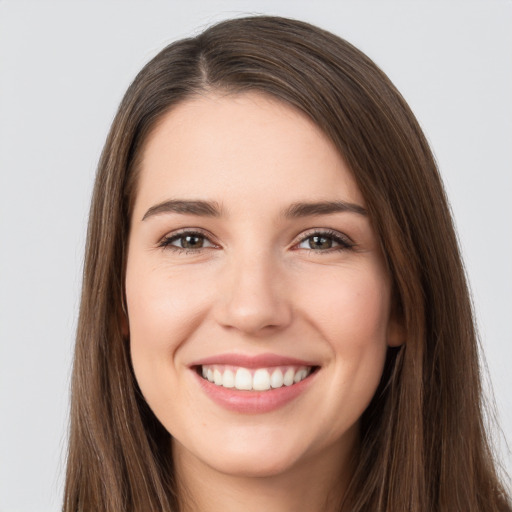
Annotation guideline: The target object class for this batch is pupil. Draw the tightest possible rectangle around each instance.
[183,235,203,248]
[310,236,332,250]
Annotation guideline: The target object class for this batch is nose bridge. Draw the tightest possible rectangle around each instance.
[216,244,291,335]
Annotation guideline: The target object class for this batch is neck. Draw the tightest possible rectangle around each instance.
[173,434,357,512]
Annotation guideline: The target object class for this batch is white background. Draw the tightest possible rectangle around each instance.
[0,1,511,510]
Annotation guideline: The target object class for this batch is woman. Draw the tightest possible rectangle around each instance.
[63,15,511,512]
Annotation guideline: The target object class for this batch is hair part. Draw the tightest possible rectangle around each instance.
[64,15,511,512]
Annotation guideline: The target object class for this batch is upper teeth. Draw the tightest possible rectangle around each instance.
[201,365,312,391]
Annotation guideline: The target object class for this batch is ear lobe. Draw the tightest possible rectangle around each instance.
[120,311,130,338]
[387,316,406,347]
[387,292,406,347]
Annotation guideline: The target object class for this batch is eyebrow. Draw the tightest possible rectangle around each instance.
[282,200,367,218]
[142,199,222,220]
[141,198,367,221]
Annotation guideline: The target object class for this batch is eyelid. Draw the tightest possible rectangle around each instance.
[156,227,355,253]
[292,228,355,251]
[158,227,220,250]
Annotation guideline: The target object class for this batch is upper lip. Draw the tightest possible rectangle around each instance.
[190,352,319,369]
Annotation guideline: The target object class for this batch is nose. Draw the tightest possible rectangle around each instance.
[215,250,292,336]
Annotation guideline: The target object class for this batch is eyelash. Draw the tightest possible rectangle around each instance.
[158,228,355,254]
[158,229,217,253]
[295,229,355,253]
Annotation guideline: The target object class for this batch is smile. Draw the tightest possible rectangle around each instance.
[200,365,313,391]
[190,354,320,413]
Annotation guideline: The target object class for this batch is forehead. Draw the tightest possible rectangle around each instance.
[133,92,364,217]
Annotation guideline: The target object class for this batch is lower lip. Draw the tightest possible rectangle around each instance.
[193,370,317,414]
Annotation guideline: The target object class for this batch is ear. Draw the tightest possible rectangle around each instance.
[120,311,130,338]
[387,298,406,347]
[387,316,406,347]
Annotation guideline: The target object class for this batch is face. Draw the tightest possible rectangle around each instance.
[125,92,403,479]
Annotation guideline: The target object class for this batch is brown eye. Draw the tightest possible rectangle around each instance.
[296,231,354,252]
[160,231,216,251]
[180,234,205,249]
[308,235,333,250]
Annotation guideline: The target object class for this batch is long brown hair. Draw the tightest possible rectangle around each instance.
[64,15,511,512]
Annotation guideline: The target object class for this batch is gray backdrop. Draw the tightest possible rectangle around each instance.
[1,1,511,510]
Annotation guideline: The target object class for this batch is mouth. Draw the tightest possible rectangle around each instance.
[195,364,319,391]
[190,353,320,413]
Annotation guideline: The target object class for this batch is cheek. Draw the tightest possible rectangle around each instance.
[297,264,392,347]
[127,263,209,346]
[126,266,213,437]
[294,265,391,423]
[125,262,212,404]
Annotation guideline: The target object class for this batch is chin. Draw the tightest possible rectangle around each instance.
[205,448,301,479]
[173,424,308,479]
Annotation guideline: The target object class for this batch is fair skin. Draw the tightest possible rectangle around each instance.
[125,91,404,512]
